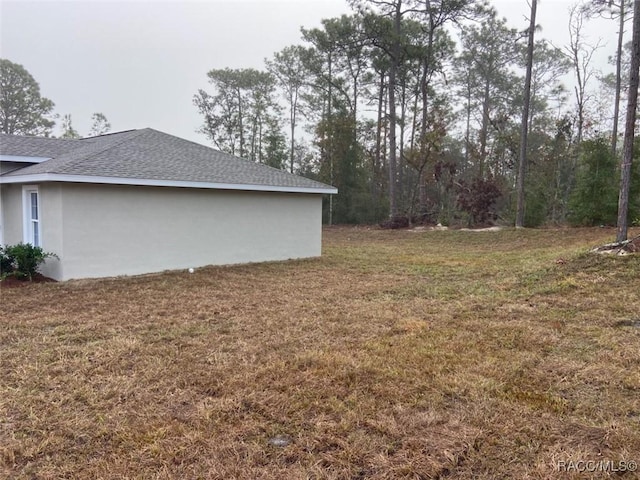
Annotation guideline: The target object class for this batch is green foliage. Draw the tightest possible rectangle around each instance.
[262,119,288,170]
[629,139,640,223]
[0,58,55,135]
[568,138,619,226]
[521,121,575,227]
[316,109,375,224]
[194,68,281,163]
[524,187,549,228]
[2,243,57,281]
[0,245,15,277]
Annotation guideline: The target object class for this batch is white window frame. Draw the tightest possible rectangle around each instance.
[22,185,41,247]
[0,191,4,246]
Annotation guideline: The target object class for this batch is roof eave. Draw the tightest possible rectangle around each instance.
[0,155,51,163]
[0,173,338,195]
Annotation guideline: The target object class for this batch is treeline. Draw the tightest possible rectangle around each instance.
[195,0,639,227]
[194,0,640,226]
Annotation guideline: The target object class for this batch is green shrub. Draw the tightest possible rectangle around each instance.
[0,245,15,277]
[3,243,57,281]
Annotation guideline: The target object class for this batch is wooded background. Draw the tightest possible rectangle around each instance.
[192,0,639,228]
[2,0,638,230]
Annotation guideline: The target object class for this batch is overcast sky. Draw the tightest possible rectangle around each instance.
[0,0,618,145]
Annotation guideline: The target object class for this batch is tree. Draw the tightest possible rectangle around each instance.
[194,68,282,163]
[616,0,640,242]
[528,41,571,129]
[519,41,574,225]
[456,12,521,179]
[301,15,371,223]
[416,0,485,213]
[569,137,620,226]
[262,117,288,170]
[354,0,409,219]
[89,112,111,136]
[565,3,602,147]
[317,108,369,223]
[60,114,80,139]
[524,117,575,225]
[583,0,632,157]
[515,0,538,228]
[0,59,55,135]
[266,45,308,173]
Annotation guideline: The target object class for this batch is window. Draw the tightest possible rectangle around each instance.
[23,186,41,247]
[0,192,3,246]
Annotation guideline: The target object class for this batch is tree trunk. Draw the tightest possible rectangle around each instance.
[515,0,537,228]
[399,82,407,215]
[237,86,244,158]
[418,4,435,215]
[575,85,584,147]
[419,0,434,147]
[611,1,625,158]
[409,79,419,153]
[290,89,297,173]
[328,52,334,226]
[478,78,491,179]
[616,0,639,242]
[373,71,385,208]
[464,73,472,169]
[387,0,402,219]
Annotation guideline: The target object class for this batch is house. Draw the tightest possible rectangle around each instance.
[0,128,337,281]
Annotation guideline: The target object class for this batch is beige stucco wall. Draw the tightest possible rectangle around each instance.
[39,184,64,280]
[0,183,65,278]
[52,183,322,280]
[0,184,23,246]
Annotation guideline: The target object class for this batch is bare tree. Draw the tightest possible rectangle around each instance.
[616,0,639,242]
[565,3,602,147]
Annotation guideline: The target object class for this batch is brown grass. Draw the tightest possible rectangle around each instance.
[1,226,639,479]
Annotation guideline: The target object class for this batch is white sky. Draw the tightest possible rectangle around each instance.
[0,0,619,144]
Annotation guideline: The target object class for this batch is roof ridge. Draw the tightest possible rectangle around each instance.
[81,129,139,140]
[143,128,215,151]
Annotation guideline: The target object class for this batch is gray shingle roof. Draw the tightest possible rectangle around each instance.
[0,129,336,193]
[0,133,100,157]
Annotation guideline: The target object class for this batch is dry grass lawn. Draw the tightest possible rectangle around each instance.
[1,226,639,479]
